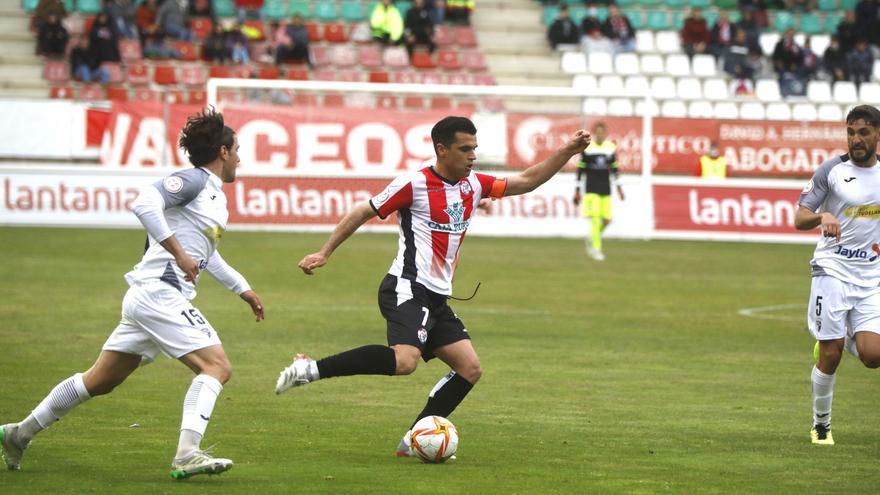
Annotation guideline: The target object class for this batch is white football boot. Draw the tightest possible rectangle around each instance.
[170,449,233,479]
[0,423,28,471]
[275,353,317,395]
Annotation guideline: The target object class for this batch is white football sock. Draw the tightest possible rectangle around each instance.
[19,373,91,443]
[811,365,835,427]
[176,374,222,460]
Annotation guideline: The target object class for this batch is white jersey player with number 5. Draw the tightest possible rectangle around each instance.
[0,109,265,480]
[795,104,880,446]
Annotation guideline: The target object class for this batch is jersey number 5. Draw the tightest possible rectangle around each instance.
[181,308,206,326]
[815,296,823,317]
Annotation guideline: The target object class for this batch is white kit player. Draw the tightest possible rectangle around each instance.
[274,116,591,457]
[795,104,880,446]
[0,109,265,479]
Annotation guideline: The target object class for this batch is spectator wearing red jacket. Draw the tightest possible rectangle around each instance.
[681,7,710,58]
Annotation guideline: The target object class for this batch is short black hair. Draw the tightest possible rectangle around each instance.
[846,105,880,128]
[178,108,235,167]
[431,116,477,151]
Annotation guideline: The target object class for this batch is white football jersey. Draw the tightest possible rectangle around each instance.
[799,154,880,288]
[125,167,228,299]
[370,166,506,295]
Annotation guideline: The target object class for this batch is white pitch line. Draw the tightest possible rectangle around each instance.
[737,303,803,322]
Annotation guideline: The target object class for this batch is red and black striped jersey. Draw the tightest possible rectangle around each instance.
[370,166,506,295]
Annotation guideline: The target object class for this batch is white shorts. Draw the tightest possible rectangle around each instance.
[807,276,880,341]
[103,282,221,363]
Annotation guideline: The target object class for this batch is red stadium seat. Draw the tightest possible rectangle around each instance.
[257,65,279,79]
[436,50,460,71]
[100,62,123,83]
[133,87,159,102]
[305,22,321,42]
[472,73,496,85]
[49,85,73,99]
[231,65,253,78]
[312,69,336,80]
[125,61,149,85]
[294,93,318,106]
[106,85,129,101]
[188,89,207,105]
[430,96,452,109]
[174,41,198,61]
[119,39,142,61]
[454,26,477,47]
[456,101,476,113]
[323,23,348,43]
[309,45,328,66]
[179,64,207,85]
[44,60,69,82]
[208,65,231,78]
[78,84,105,100]
[285,68,309,80]
[403,96,425,109]
[358,45,382,68]
[368,71,389,83]
[382,46,409,68]
[420,72,443,84]
[163,90,185,104]
[153,65,177,85]
[434,25,452,46]
[329,45,356,67]
[411,51,435,69]
[377,95,397,109]
[462,51,486,71]
[445,73,470,85]
[190,17,213,39]
[336,70,365,82]
[323,93,344,106]
[392,71,419,84]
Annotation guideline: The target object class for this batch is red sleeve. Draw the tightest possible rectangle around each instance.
[475,173,507,199]
[370,176,414,219]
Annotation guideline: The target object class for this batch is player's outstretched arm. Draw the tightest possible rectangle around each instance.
[132,185,199,281]
[504,130,591,197]
[298,201,378,275]
[795,206,841,241]
[206,251,265,321]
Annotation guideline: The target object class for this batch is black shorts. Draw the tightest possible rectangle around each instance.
[378,274,470,361]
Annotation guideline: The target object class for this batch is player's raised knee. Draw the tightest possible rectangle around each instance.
[459,363,482,384]
[858,353,880,369]
[392,345,421,375]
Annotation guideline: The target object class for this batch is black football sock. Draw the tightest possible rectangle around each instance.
[316,345,396,378]
[411,371,474,427]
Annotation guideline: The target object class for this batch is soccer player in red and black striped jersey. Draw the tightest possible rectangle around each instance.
[275,116,590,457]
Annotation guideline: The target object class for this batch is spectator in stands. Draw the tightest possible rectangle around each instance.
[580,5,603,36]
[428,0,445,25]
[37,13,68,57]
[31,0,67,31]
[823,35,848,83]
[694,142,728,178]
[89,12,121,63]
[70,37,109,83]
[680,7,710,59]
[226,22,251,65]
[203,23,229,63]
[104,0,138,39]
[847,38,874,88]
[142,23,181,58]
[602,5,635,53]
[446,0,473,25]
[189,0,214,20]
[722,29,751,78]
[547,4,580,50]
[235,0,263,22]
[275,14,311,65]
[746,47,772,79]
[135,0,159,41]
[371,0,404,46]
[784,0,816,11]
[836,10,859,52]
[735,9,762,53]
[404,0,436,58]
[709,11,735,59]
[801,36,819,79]
[157,0,193,41]
[855,0,879,43]
[772,28,804,75]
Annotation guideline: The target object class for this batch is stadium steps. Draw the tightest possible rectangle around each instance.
[0,0,46,98]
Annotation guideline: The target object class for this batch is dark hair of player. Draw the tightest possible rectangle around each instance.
[178,108,236,167]
[431,116,477,151]
[845,105,880,128]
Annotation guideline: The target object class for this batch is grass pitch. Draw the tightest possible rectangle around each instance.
[0,227,878,494]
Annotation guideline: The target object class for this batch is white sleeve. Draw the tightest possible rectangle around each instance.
[131,185,173,242]
[206,251,252,295]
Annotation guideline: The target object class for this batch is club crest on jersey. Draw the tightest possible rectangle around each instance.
[417,328,428,344]
[163,175,183,193]
[459,180,472,197]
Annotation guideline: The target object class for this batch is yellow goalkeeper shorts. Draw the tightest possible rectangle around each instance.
[582,193,612,220]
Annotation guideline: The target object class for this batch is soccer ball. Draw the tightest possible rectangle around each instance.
[410,416,458,463]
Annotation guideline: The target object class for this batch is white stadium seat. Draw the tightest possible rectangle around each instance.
[635,98,660,117]
[817,103,843,122]
[640,54,665,75]
[807,80,832,102]
[561,52,587,74]
[791,102,818,121]
[755,79,781,102]
[598,75,626,96]
[588,52,614,74]
[614,53,640,75]
[759,32,779,55]
[624,76,650,97]
[765,102,792,120]
[666,54,691,76]
[714,101,739,119]
[740,102,766,120]
[583,98,608,116]
[655,31,681,53]
[833,81,858,104]
[810,35,830,57]
[874,60,880,81]
[703,78,729,101]
[572,74,598,92]
[676,77,703,100]
[650,76,676,99]
[691,54,717,77]
[661,99,687,117]
[859,82,880,102]
[636,30,655,53]
[687,100,714,118]
[608,98,634,116]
